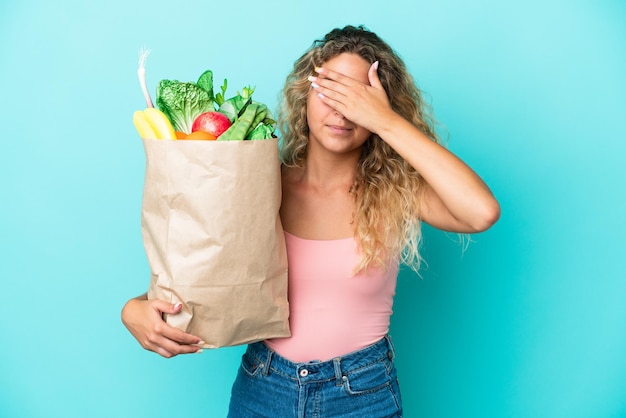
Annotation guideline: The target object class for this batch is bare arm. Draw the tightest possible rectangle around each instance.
[312,62,500,233]
[121,293,204,358]
[374,113,500,232]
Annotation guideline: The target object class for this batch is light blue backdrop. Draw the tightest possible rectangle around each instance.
[1,0,625,417]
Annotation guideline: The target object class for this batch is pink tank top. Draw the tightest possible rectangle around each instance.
[265,231,398,362]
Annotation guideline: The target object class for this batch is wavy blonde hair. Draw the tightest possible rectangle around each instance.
[278,25,442,273]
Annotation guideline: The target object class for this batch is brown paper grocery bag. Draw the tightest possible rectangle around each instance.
[141,137,290,348]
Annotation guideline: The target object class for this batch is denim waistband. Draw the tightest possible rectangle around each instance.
[246,336,396,386]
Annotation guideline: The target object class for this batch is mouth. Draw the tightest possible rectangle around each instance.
[327,124,353,135]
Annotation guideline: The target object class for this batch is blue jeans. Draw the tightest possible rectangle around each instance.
[228,336,403,417]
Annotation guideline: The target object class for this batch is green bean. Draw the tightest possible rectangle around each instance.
[219,103,259,141]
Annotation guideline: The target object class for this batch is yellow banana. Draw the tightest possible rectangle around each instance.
[133,108,176,140]
[144,107,176,140]
[133,110,158,139]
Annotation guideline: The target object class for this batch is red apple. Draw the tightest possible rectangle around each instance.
[192,111,232,138]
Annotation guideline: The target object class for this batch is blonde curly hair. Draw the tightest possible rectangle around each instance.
[278,25,442,273]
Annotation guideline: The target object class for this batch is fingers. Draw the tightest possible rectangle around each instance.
[314,63,378,89]
[309,62,391,131]
[309,72,354,116]
[309,76,344,104]
[122,297,204,358]
[151,300,204,345]
[148,301,204,356]
[162,322,204,347]
[310,63,382,108]
[314,65,352,84]
[143,322,204,358]
[151,299,183,315]
[311,67,354,99]
[309,77,341,111]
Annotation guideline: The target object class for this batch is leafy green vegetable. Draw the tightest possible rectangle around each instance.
[156,80,214,133]
[218,95,248,122]
[218,102,276,141]
[155,67,275,140]
[249,104,268,128]
[239,85,255,99]
[215,79,228,106]
[215,83,255,119]
[247,123,274,140]
[196,70,214,101]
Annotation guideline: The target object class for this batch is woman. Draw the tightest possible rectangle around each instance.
[122,25,500,417]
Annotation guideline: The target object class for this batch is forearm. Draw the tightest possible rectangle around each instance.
[376,112,500,232]
[122,293,147,322]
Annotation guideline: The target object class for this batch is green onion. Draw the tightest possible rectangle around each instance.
[138,47,154,108]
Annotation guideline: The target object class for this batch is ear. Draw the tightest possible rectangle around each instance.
[368,61,383,89]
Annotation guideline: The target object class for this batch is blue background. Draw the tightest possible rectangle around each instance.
[1,0,625,417]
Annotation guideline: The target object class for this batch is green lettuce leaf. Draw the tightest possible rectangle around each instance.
[196,70,214,101]
[156,79,214,133]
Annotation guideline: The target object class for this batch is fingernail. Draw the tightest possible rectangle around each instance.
[198,340,206,346]
[311,82,319,89]
[174,303,182,309]
[196,348,204,354]
[308,75,317,82]
[373,61,379,70]
[317,92,325,99]
[315,66,323,73]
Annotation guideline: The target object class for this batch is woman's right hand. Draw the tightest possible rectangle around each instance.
[121,294,204,358]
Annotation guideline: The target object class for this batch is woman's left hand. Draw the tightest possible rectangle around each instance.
[311,61,394,134]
